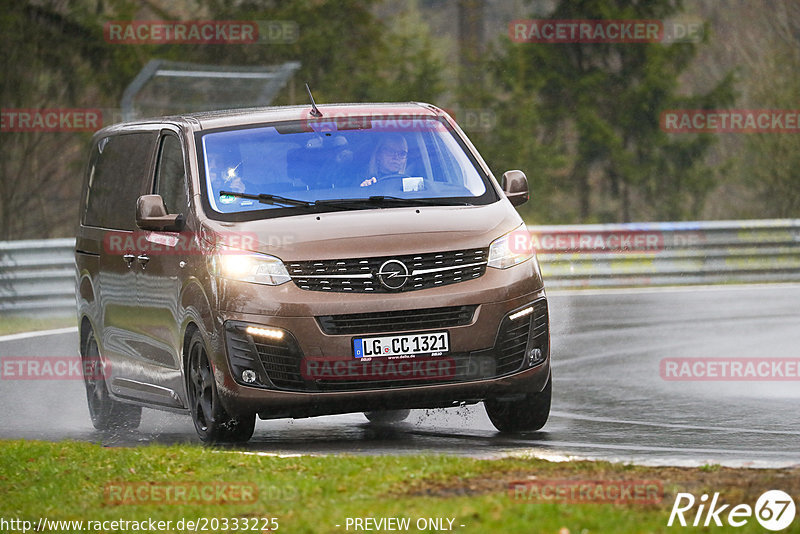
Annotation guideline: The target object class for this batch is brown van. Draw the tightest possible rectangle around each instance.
[75,102,551,442]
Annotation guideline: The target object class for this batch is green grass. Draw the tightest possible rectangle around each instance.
[0,315,76,336]
[0,440,797,533]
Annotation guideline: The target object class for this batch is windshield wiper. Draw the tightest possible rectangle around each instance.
[219,191,313,208]
[218,190,366,211]
[218,191,473,211]
[315,196,473,207]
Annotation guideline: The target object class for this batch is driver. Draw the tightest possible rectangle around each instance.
[360,134,408,187]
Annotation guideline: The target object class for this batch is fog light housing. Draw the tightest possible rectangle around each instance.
[241,369,257,383]
[528,347,543,367]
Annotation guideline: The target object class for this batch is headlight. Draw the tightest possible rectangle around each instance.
[488,223,534,269]
[209,247,291,285]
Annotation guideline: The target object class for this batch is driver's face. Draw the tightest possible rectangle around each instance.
[377,140,408,175]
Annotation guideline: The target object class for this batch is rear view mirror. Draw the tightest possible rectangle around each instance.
[136,195,184,231]
[501,170,529,207]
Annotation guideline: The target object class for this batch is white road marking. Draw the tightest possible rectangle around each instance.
[549,411,800,435]
[493,449,799,468]
[0,326,78,342]
[502,438,800,457]
[211,450,306,458]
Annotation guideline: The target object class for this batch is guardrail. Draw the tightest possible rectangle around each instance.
[533,219,800,288]
[0,238,77,315]
[1,219,799,314]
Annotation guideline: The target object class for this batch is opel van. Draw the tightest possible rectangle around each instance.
[74,102,551,442]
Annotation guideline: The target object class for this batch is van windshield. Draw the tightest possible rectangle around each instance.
[198,117,496,217]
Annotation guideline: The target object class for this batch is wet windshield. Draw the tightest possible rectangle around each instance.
[199,117,494,216]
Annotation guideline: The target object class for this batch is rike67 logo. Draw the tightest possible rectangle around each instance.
[668,490,796,531]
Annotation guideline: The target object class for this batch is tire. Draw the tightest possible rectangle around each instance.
[364,409,411,424]
[82,332,142,431]
[484,372,551,433]
[186,330,256,443]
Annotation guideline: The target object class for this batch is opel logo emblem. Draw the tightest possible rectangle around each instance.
[377,259,409,290]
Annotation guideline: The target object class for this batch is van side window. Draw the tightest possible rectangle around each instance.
[154,134,188,215]
[85,132,155,230]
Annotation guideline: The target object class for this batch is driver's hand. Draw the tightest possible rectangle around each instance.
[360,177,377,187]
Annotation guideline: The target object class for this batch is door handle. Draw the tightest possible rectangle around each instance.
[136,254,150,268]
[123,254,135,267]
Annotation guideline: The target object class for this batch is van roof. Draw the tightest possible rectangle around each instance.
[102,102,448,133]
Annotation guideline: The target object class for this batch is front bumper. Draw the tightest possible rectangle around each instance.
[207,263,550,419]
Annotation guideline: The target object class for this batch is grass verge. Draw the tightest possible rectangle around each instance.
[0,440,797,533]
[0,315,76,336]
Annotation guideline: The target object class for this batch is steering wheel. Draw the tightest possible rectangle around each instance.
[373,173,410,184]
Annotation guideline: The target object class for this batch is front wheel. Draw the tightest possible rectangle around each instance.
[484,372,551,433]
[82,332,141,431]
[186,330,255,443]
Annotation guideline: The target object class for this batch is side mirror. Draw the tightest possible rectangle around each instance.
[501,170,529,207]
[136,195,185,231]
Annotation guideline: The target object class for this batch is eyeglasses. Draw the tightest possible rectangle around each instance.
[380,148,408,159]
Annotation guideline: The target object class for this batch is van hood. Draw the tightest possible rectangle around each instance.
[201,201,522,261]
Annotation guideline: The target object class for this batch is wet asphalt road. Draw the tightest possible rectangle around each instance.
[1,284,798,467]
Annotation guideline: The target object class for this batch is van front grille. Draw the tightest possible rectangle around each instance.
[317,305,476,335]
[287,248,488,293]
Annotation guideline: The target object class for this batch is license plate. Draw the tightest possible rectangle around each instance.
[353,331,449,358]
